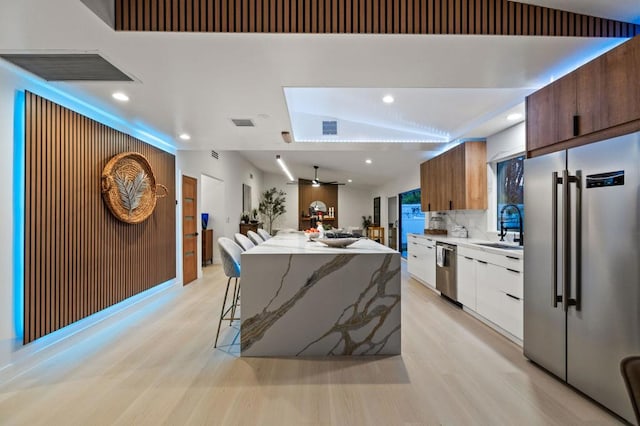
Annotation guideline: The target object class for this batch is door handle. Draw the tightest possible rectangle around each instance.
[571,170,582,311]
[552,172,561,308]
[562,170,570,312]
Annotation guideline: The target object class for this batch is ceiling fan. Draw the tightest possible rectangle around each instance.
[288,165,346,186]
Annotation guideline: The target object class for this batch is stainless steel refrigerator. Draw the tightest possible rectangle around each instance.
[523,131,640,423]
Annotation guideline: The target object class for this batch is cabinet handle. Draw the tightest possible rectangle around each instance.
[507,268,520,274]
[477,260,487,264]
[506,255,519,260]
[506,293,521,301]
[427,246,434,249]
[428,203,431,211]
[449,200,453,210]
[464,256,473,260]
[412,255,417,258]
[412,242,417,245]
[573,115,580,137]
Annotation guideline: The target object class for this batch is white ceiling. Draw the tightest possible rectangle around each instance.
[0,0,637,187]
[518,0,640,24]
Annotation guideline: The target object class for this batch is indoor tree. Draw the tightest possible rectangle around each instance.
[258,187,287,234]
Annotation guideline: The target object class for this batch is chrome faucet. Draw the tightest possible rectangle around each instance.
[499,204,523,246]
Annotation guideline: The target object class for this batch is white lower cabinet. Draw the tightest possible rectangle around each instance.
[457,246,523,341]
[457,255,476,310]
[407,235,436,289]
[424,244,436,287]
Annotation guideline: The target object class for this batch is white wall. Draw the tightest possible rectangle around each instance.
[262,171,299,232]
[176,150,263,276]
[201,174,225,264]
[0,66,20,343]
[337,185,374,230]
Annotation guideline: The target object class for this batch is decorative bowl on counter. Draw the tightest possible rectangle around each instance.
[305,232,320,240]
[313,237,361,248]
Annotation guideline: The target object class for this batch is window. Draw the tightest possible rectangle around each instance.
[496,155,524,231]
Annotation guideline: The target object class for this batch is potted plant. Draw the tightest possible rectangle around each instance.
[258,187,286,234]
[250,208,259,223]
[240,211,250,224]
[362,215,372,231]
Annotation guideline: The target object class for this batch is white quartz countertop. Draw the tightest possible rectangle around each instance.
[243,233,398,255]
[409,233,524,259]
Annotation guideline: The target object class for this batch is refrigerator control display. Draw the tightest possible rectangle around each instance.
[586,170,624,188]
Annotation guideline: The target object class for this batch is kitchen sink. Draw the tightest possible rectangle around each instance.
[474,242,523,250]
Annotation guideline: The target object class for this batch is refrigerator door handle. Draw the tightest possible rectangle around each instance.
[552,171,562,308]
[571,170,582,311]
[562,170,572,312]
[563,171,580,312]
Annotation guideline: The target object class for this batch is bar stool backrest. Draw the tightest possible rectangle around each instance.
[218,237,242,278]
[234,233,255,251]
[247,230,264,245]
[257,229,271,240]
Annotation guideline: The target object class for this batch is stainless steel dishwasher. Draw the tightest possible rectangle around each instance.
[435,242,457,301]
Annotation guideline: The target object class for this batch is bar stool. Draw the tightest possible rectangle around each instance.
[234,233,255,251]
[215,237,243,348]
[247,230,264,245]
[257,228,271,240]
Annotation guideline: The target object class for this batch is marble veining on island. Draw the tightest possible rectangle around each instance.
[240,233,401,356]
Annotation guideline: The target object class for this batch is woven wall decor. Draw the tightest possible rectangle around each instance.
[101,152,168,224]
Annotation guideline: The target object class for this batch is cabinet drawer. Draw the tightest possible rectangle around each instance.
[458,245,523,272]
[498,292,523,339]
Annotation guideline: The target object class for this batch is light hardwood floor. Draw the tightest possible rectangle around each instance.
[0,263,621,425]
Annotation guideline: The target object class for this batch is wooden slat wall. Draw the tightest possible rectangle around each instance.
[115,0,640,37]
[23,92,176,344]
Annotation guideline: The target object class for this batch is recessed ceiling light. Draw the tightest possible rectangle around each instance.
[382,95,394,104]
[365,159,373,164]
[348,179,353,183]
[112,92,129,102]
[507,113,523,121]
[179,133,191,141]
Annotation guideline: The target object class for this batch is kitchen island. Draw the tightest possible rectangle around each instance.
[240,232,401,357]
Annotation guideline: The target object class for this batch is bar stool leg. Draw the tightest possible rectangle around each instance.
[230,277,239,325]
[214,276,233,348]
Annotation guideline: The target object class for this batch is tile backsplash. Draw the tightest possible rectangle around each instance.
[427,210,520,243]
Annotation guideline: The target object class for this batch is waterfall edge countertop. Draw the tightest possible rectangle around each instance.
[240,232,401,357]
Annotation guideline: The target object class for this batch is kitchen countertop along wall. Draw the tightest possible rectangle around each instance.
[408,233,523,259]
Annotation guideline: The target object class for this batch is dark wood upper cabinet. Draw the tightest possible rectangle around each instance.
[527,35,640,157]
[601,36,640,130]
[526,73,576,152]
[420,141,487,212]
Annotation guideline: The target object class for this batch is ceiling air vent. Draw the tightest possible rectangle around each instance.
[322,120,337,135]
[231,118,255,127]
[0,53,132,81]
[211,150,219,159]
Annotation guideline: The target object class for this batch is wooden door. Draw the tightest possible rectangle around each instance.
[182,175,198,285]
